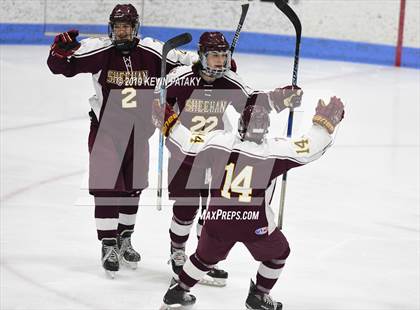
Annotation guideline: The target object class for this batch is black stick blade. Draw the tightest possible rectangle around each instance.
[274,0,301,86]
[162,33,192,56]
[274,0,302,37]
[161,33,192,78]
[241,3,250,18]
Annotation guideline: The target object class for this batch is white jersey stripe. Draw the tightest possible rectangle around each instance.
[265,180,277,235]
[170,125,331,165]
[73,37,113,58]
[73,44,113,58]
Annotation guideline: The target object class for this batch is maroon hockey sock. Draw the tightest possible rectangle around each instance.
[95,197,120,241]
[117,198,139,235]
[169,215,195,245]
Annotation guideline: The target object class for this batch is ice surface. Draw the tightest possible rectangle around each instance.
[1,45,419,310]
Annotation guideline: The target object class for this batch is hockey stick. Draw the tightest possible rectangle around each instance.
[230,3,250,55]
[157,33,193,211]
[274,0,302,229]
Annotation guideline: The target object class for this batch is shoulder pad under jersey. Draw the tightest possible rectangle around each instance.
[139,37,197,66]
[223,70,254,97]
[73,37,113,58]
[138,37,164,57]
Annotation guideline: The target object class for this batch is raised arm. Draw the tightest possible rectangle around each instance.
[47,30,109,77]
[223,70,303,114]
[270,96,344,175]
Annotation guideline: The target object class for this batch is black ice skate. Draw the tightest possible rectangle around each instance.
[245,279,282,310]
[118,230,141,269]
[161,278,196,310]
[199,265,228,287]
[168,245,187,275]
[101,238,119,279]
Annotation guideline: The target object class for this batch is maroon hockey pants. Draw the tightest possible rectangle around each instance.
[178,227,290,293]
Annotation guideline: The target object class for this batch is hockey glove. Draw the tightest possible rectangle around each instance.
[269,85,303,112]
[152,99,179,137]
[312,96,345,134]
[50,29,81,58]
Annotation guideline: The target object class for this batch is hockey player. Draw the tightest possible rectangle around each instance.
[161,31,302,286]
[154,96,344,309]
[47,4,197,277]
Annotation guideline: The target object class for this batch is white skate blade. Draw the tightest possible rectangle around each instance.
[122,258,139,270]
[159,303,193,310]
[198,274,226,287]
[105,270,116,279]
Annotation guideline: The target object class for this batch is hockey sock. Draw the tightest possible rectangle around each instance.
[169,214,194,245]
[178,253,213,288]
[255,258,286,293]
[95,197,119,240]
[117,198,139,234]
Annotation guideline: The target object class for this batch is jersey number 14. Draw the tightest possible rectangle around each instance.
[221,163,253,203]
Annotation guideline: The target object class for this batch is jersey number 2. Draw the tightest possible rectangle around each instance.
[221,163,253,203]
[122,88,137,108]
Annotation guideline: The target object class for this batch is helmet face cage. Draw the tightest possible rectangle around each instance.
[108,22,139,42]
[238,105,270,144]
[199,50,232,79]
[108,4,140,50]
[198,32,231,78]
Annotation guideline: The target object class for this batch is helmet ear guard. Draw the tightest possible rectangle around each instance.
[238,105,270,144]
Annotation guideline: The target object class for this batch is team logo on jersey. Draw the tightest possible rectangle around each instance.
[255,227,268,235]
[184,98,230,114]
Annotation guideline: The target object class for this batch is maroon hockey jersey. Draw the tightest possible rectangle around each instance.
[168,123,333,242]
[48,36,197,124]
[163,65,273,134]
[47,36,197,192]
[161,65,276,188]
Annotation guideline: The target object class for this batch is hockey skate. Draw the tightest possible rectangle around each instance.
[168,245,187,275]
[198,265,228,287]
[245,279,282,310]
[101,238,119,279]
[160,278,196,310]
[117,230,141,269]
